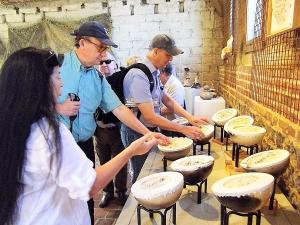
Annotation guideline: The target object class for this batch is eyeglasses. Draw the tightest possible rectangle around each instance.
[99,59,114,65]
[84,39,109,53]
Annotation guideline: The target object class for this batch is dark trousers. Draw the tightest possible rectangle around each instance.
[94,125,127,194]
[77,138,94,225]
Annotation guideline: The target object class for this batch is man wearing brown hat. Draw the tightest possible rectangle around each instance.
[56,21,168,224]
[121,34,209,183]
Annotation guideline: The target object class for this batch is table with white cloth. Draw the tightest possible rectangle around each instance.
[184,87,200,114]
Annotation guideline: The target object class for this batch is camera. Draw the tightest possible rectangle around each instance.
[68,93,80,122]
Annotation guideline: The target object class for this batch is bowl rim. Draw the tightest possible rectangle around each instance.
[224,115,254,133]
[230,125,266,136]
[212,172,274,197]
[170,155,214,171]
[158,137,193,152]
[240,149,290,170]
[212,108,238,124]
[131,171,184,200]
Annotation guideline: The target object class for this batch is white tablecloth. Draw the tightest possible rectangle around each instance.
[194,96,226,123]
[184,87,200,114]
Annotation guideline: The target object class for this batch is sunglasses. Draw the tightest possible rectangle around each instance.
[45,51,60,67]
[99,59,114,65]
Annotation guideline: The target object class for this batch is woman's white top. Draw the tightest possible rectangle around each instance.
[15,118,96,225]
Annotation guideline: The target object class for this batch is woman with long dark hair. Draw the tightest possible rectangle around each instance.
[0,47,158,225]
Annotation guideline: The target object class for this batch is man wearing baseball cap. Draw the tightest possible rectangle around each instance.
[121,34,209,183]
[56,21,168,224]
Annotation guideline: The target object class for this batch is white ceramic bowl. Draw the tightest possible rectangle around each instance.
[240,149,290,177]
[170,155,214,184]
[230,125,266,146]
[212,172,274,212]
[212,108,238,126]
[224,115,254,134]
[131,172,184,209]
[158,137,193,160]
[197,124,214,143]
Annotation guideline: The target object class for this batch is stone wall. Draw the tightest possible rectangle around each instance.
[220,0,300,212]
[0,0,224,83]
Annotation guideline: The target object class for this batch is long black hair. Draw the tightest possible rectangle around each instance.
[0,47,61,224]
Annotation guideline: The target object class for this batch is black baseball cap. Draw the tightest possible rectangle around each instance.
[71,21,118,48]
[150,34,183,56]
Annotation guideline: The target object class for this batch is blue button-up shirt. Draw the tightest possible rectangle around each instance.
[58,51,121,142]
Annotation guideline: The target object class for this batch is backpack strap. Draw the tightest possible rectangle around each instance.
[126,63,156,120]
[127,63,155,92]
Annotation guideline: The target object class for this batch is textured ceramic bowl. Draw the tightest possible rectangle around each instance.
[212,108,238,126]
[197,124,214,144]
[224,115,254,134]
[240,149,290,178]
[170,155,214,184]
[158,137,193,160]
[131,172,184,209]
[212,172,274,212]
[230,125,266,146]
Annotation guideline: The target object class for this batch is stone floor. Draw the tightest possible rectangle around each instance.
[93,139,300,225]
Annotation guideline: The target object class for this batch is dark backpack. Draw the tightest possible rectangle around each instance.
[106,63,154,103]
[96,63,155,124]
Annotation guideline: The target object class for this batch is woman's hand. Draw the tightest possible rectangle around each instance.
[127,133,158,156]
[150,132,170,145]
[56,98,80,116]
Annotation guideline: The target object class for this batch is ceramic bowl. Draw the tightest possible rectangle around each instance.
[212,108,238,126]
[170,155,214,184]
[158,137,193,160]
[131,172,184,209]
[240,149,290,178]
[224,115,254,134]
[212,172,274,212]
[197,124,214,144]
[230,125,266,146]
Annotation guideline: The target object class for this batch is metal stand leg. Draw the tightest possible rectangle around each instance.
[185,179,207,204]
[172,203,176,224]
[208,142,211,155]
[247,214,253,225]
[269,178,277,210]
[221,127,224,143]
[163,157,167,171]
[235,144,240,167]
[193,142,196,155]
[197,183,202,204]
[225,131,229,151]
[232,143,235,160]
[136,203,177,225]
[137,205,141,225]
[214,124,216,139]
[256,210,261,225]
[221,205,262,225]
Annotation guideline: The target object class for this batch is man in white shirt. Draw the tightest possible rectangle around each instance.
[160,63,185,120]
